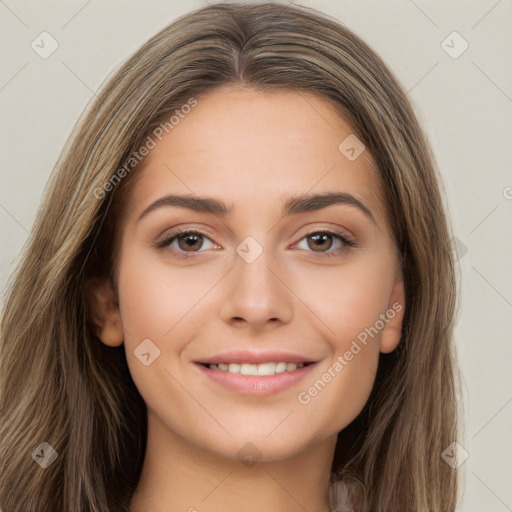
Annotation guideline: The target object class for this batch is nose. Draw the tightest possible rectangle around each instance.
[219,246,294,331]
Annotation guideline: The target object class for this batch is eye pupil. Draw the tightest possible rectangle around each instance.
[308,233,333,252]
[178,233,202,251]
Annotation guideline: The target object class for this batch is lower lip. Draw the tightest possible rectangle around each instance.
[196,363,316,396]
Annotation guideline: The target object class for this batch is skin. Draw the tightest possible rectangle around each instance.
[90,84,405,512]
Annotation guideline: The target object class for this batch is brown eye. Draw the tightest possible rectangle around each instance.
[307,233,334,252]
[156,230,217,254]
[177,232,204,252]
[294,230,355,256]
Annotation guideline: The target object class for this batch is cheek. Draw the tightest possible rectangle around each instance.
[114,250,222,407]
[295,274,384,435]
[297,348,378,439]
[290,253,394,431]
[116,249,218,342]
[292,251,395,350]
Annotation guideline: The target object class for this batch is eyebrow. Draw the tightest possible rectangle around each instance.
[137,192,375,224]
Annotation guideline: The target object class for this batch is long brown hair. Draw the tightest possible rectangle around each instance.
[0,3,461,511]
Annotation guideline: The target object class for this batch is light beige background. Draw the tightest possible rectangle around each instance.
[1,1,511,510]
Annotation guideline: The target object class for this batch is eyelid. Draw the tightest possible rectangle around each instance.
[154,228,218,253]
[154,225,356,257]
[291,224,356,246]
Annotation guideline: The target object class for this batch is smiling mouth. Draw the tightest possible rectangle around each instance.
[199,361,313,376]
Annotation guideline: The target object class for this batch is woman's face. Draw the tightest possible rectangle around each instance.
[97,85,405,462]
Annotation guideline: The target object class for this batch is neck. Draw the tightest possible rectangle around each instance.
[130,411,337,512]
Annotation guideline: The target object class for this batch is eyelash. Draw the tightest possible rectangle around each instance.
[154,228,356,259]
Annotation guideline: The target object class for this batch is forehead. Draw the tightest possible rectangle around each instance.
[128,85,387,227]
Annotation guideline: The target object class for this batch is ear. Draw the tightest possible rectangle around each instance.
[380,267,406,354]
[86,277,124,347]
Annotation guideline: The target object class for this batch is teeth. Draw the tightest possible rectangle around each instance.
[240,363,258,376]
[276,362,287,373]
[207,361,305,376]
[257,362,275,376]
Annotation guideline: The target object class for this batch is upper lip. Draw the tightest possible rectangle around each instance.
[195,350,318,366]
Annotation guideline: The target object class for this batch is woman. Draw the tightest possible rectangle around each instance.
[0,3,461,511]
